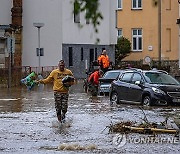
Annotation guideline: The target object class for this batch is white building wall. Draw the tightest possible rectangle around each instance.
[22,0,63,67]
[109,0,117,44]
[0,0,12,25]
[62,0,117,45]
[22,0,116,67]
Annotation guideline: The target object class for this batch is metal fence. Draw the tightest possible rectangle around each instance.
[0,66,57,87]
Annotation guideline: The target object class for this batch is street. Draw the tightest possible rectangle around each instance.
[0,80,180,154]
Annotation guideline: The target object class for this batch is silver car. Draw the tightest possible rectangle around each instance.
[99,70,123,95]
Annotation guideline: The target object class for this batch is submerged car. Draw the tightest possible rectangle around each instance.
[99,70,123,95]
[110,68,180,106]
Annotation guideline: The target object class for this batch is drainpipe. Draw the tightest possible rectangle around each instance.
[158,0,162,66]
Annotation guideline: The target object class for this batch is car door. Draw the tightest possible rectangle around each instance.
[118,72,133,101]
[127,72,143,103]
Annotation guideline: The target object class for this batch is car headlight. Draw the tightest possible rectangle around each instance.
[152,87,166,95]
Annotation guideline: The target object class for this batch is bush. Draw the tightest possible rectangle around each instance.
[115,36,131,64]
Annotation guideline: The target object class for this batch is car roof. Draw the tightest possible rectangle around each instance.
[105,70,123,73]
[123,68,168,74]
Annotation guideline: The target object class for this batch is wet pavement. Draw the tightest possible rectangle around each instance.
[0,80,180,154]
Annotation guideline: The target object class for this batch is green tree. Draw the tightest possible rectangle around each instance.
[115,36,131,63]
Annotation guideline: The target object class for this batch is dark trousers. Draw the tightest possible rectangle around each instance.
[54,92,69,117]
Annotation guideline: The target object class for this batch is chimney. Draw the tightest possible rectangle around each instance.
[11,0,23,67]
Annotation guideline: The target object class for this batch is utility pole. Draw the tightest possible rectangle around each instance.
[158,0,162,66]
[33,23,44,75]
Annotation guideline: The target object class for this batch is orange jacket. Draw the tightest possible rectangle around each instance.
[88,71,101,85]
[98,54,110,68]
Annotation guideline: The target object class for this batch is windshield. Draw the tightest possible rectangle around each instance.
[144,72,180,85]
[103,72,120,79]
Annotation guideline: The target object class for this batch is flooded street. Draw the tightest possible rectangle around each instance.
[0,80,180,154]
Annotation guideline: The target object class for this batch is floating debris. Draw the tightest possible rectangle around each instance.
[58,143,97,151]
[107,120,179,134]
[106,107,180,134]
[107,121,135,133]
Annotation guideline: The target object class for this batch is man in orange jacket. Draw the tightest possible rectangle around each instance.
[98,50,110,73]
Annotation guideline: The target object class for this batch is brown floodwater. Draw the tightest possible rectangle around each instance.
[0,80,179,153]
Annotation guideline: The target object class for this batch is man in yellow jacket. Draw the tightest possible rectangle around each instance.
[98,49,110,73]
[38,60,74,123]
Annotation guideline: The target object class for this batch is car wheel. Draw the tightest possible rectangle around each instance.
[143,95,151,106]
[110,92,119,104]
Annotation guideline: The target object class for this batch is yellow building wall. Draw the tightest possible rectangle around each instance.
[117,0,178,62]
[161,0,179,60]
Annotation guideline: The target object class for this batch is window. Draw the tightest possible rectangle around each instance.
[69,47,73,66]
[131,73,142,83]
[117,0,122,9]
[117,29,123,38]
[95,48,97,60]
[81,47,84,61]
[104,71,121,79]
[132,29,142,51]
[89,48,94,65]
[121,73,133,83]
[0,39,5,54]
[74,1,80,23]
[89,48,98,64]
[132,0,142,9]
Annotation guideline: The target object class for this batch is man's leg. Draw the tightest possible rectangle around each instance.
[54,92,62,122]
[61,93,69,122]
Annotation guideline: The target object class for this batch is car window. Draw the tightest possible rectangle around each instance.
[121,72,133,83]
[104,72,121,79]
[145,72,180,85]
[131,73,142,84]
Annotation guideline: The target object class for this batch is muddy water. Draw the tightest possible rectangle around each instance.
[0,81,180,154]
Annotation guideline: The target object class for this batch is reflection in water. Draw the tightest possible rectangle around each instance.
[0,85,54,113]
[0,87,23,113]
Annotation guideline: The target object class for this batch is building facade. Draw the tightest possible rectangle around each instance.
[22,0,117,78]
[116,0,179,65]
[0,0,12,68]
[0,0,22,68]
[0,0,117,78]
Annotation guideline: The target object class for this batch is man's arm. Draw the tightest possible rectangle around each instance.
[93,73,99,85]
[88,73,94,83]
[68,70,75,85]
[39,71,54,84]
